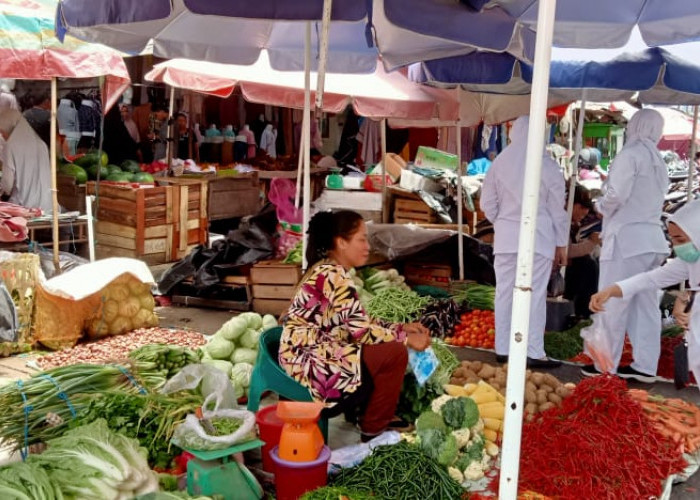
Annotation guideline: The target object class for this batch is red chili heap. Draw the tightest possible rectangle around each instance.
[517,375,687,499]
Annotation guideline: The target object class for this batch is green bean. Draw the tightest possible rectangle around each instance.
[366,288,431,323]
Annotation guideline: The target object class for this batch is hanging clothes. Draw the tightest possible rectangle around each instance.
[357,118,381,167]
[260,124,277,158]
[240,125,256,159]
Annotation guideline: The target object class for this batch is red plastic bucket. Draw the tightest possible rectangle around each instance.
[270,445,330,500]
[256,405,285,473]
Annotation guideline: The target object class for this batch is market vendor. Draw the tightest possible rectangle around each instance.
[279,210,431,442]
[564,186,601,319]
[590,199,700,386]
[0,109,52,212]
[582,109,669,383]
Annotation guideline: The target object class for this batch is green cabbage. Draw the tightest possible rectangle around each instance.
[262,314,278,330]
[238,328,262,350]
[239,312,263,330]
[216,316,248,341]
[201,359,234,377]
[231,347,258,365]
[205,336,235,360]
[230,362,254,390]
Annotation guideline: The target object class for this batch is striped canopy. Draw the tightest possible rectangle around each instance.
[0,0,130,110]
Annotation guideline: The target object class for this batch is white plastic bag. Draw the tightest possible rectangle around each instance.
[173,408,256,451]
[329,431,401,473]
[580,318,614,372]
[161,364,238,411]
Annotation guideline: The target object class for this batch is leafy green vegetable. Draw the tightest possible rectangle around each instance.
[458,434,485,467]
[201,359,234,377]
[396,372,442,423]
[129,344,200,378]
[230,362,253,391]
[418,429,458,467]
[366,288,431,323]
[0,461,57,500]
[204,337,235,360]
[231,347,257,365]
[544,319,591,360]
[429,341,460,388]
[209,417,243,436]
[238,328,261,350]
[441,397,479,430]
[415,410,447,433]
[301,486,377,500]
[214,317,248,341]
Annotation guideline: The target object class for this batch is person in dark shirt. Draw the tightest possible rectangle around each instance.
[22,91,51,148]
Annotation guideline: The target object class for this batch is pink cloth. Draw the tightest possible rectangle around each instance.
[0,202,42,242]
[240,128,256,159]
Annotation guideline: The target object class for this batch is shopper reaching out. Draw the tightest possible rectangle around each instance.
[590,199,700,386]
[279,210,430,442]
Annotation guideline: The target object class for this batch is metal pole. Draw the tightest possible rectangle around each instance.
[456,122,464,280]
[295,114,307,209]
[499,0,557,498]
[561,93,587,281]
[314,0,333,112]
[86,195,96,262]
[381,119,388,223]
[688,105,699,201]
[302,22,312,270]
[50,78,60,273]
[166,86,176,167]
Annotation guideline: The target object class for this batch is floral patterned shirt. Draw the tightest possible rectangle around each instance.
[279,263,406,407]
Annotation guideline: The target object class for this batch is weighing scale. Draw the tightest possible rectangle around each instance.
[172,439,265,500]
[277,401,325,462]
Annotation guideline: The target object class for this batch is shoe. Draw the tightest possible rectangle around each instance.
[616,365,657,384]
[495,354,509,364]
[387,417,414,433]
[580,364,601,377]
[526,357,562,369]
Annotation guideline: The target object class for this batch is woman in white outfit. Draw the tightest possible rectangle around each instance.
[582,109,669,382]
[590,200,700,385]
[481,115,569,368]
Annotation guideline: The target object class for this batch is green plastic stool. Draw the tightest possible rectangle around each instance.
[247,326,329,442]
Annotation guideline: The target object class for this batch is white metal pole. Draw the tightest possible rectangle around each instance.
[381,119,388,223]
[456,122,464,280]
[295,113,308,209]
[166,86,176,166]
[499,0,557,498]
[315,0,333,112]
[50,78,60,273]
[561,93,587,281]
[86,195,96,262]
[302,22,312,270]
[688,105,699,200]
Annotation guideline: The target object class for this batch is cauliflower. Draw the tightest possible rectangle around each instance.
[431,394,453,414]
[401,432,417,444]
[471,418,485,433]
[448,466,464,484]
[451,428,471,449]
[464,460,487,481]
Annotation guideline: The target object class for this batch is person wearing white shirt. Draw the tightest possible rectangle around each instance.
[481,115,569,368]
[590,199,700,387]
[581,109,670,382]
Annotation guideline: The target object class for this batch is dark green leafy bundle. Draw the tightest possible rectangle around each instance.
[332,442,465,500]
[71,390,203,469]
[428,341,460,389]
[301,486,377,500]
[209,416,243,436]
[129,344,200,378]
[544,319,591,360]
[396,372,442,424]
[451,284,495,310]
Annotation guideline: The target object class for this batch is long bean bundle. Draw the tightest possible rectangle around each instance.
[452,284,495,311]
[0,362,166,450]
[366,288,431,323]
[333,442,465,500]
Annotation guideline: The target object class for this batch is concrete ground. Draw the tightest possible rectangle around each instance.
[1,303,698,496]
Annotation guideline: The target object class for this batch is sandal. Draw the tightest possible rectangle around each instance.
[387,417,414,433]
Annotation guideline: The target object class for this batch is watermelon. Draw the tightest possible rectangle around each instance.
[87,164,110,180]
[59,164,88,184]
[107,165,123,176]
[74,151,108,168]
[132,172,155,184]
[121,159,141,174]
[106,172,133,183]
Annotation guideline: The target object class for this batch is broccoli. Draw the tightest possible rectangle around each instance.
[462,434,486,465]
[441,397,479,430]
[415,411,447,433]
[417,429,459,467]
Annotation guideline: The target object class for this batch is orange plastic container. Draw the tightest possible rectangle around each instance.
[277,401,325,462]
[256,405,285,473]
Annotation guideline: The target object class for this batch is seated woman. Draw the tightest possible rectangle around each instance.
[279,210,431,442]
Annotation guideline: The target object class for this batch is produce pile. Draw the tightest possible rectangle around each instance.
[35,327,207,370]
[200,312,278,399]
[366,288,431,323]
[419,299,460,339]
[513,375,687,499]
[0,419,158,499]
[129,344,201,379]
[446,309,495,349]
[60,152,156,184]
[451,284,495,311]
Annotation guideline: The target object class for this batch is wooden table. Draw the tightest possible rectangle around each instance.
[0,216,89,253]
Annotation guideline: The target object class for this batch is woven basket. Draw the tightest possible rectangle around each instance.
[0,253,41,345]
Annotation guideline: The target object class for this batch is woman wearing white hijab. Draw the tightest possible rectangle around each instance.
[582,109,669,382]
[481,115,569,368]
[591,199,700,387]
[0,109,52,213]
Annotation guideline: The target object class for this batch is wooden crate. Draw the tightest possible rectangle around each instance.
[208,174,262,221]
[393,198,436,224]
[157,178,209,260]
[250,260,301,316]
[404,262,453,289]
[88,182,175,264]
[251,284,297,299]
[57,174,87,213]
[250,260,302,286]
[172,275,251,311]
[252,298,291,317]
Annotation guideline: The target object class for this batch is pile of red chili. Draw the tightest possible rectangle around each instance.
[515,375,687,499]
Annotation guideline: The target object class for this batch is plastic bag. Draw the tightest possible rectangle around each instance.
[36,248,88,279]
[268,178,302,225]
[328,431,401,474]
[161,364,238,411]
[580,319,614,372]
[276,220,302,259]
[0,282,17,343]
[408,347,439,386]
[547,268,566,297]
[173,408,256,451]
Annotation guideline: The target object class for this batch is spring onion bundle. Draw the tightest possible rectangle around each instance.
[452,284,495,311]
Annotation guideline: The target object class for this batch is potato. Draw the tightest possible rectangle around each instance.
[525,369,532,379]
[564,382,576,390]
[540,384,554,394]
[525,390,537,405]
[498,387,506,396]
[450,376,463,385]
[548,393,563,405]
[466,375,481,384]
[555,386,572,399]
[543,373,562,388]
[535,389,548,405]
[490,381,501,391]
[539,402,556,412]
[478,364,497,379]
[453,367,468,378]
[470,360,483,372]
[464,369,480,380]
[530,372,545,386]
[525,381,537,393]
[525,403,538,415]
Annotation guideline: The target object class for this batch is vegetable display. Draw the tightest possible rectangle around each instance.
[351,267,409,295]
[420,299,460,339]
[443,382,505,444]
[332,442,465,500]
[301,486,376,500]
[282,240,303,265]
[129,344,201,378]
[451,284,495,311]
[209,416,244,437]
[35,327,207,370]
[515,375,686,499]
[429,341,460,388]
[543,320,590,361]
[365,288,430,323]
[447,310,495,349]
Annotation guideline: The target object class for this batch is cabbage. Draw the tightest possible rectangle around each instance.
[239,312,263,330]
[231,347,258,365]
[202,358,233,377]
[216,316,248,341]
[230,362,254,389]
[205,336,235,360]
[262,314,278,330]
[238,328,262,350]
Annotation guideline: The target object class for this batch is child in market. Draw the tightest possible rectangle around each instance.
[589,199,700,385]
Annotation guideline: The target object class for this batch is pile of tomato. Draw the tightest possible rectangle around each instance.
[446,309,495,349]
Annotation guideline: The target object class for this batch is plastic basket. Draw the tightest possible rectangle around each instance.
[0,253,41,345]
